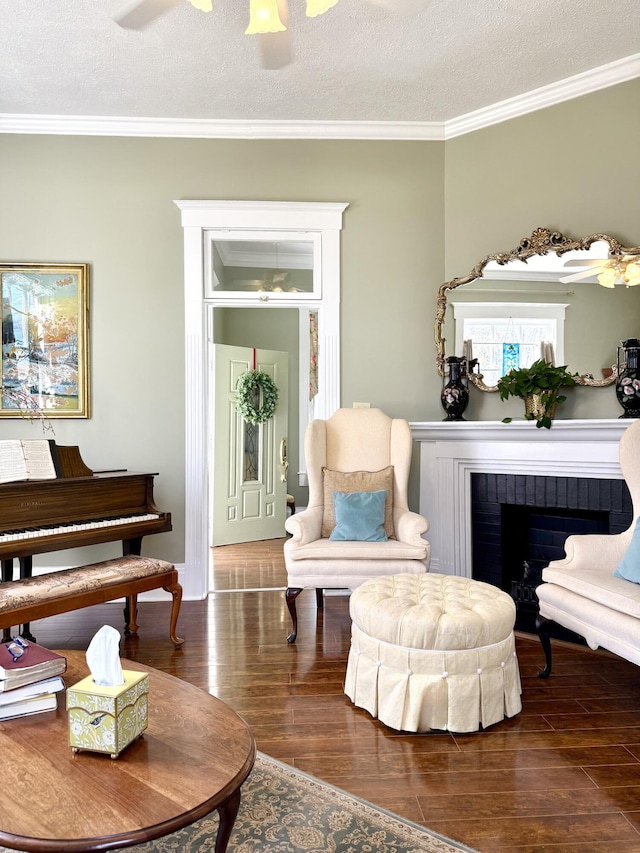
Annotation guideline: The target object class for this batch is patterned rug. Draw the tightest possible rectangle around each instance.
[131,751,478,852]
[1,752,478,853]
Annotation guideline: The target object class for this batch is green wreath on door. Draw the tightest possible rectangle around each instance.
[235,370,279,424]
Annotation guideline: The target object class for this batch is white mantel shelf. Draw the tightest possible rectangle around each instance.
[409,419,634,578]
[410,418,631,444]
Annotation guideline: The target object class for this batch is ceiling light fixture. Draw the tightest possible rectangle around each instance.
[183,0,339,34]
[246,0,287,33]
[597,259,640,288]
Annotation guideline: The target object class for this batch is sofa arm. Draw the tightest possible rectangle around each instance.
[547,530,632,574]
[394,508,430,545]
[284,505,323,545]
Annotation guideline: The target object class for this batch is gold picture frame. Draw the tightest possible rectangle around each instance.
[1,262,90,418]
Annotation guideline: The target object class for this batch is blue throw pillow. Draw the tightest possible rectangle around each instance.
[329,490,388,542]
[613,518,640,583]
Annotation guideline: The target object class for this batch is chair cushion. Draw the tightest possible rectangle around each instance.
[322,466,395,539]
[286,537,427,562]
[329,490,388,542]
[542,563,640,620]
[613,518,640,583]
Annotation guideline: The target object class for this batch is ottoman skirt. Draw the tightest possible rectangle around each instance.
[344,622,521,733]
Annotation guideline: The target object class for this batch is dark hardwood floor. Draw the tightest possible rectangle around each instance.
[24,538,640,853]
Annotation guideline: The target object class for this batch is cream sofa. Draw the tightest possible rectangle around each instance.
[536,418,640,676]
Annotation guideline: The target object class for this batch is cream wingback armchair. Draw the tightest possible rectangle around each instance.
[283,408,430,643]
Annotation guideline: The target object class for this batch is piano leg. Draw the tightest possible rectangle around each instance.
[1,558,36,642]
[1,559,13,584]
[19,557,37,643]
[122,538,142,631]
[2,559,14,642]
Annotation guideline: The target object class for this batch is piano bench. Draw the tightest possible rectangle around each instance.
[0,555,184,648]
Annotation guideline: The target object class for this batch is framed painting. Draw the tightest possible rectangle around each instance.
[1,262,89,418]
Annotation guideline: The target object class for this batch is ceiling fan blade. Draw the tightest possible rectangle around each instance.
[559,267,606,284]
[561,257,608,268]
[114,0,183,30]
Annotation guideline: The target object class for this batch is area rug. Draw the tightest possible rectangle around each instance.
[132,751,477,852]
[1,752,477,853]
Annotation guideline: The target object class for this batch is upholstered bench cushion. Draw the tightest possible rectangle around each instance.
[0,556,176,614]
[344,573,522,733]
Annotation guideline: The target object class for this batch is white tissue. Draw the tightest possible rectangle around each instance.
[86,625,124,687]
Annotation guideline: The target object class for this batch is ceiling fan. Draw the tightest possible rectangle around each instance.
[114,0,426,69]
[559,255,640,288]
[114,0,339,69]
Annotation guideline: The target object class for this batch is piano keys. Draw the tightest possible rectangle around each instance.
[0,513,162,545]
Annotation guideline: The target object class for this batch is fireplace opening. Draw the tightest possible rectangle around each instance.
[500,505,609,588]
[471,473,633,632]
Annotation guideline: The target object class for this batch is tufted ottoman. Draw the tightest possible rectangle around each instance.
[344,573,522,733]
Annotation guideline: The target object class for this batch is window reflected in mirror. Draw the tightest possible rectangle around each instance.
[451,302,565,388]
[435,229,640,391]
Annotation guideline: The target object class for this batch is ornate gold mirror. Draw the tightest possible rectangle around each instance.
[435,228,640,392]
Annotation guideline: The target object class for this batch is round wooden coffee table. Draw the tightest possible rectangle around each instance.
[0,651,255,852]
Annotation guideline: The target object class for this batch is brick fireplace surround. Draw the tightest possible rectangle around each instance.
[410,419,634,583]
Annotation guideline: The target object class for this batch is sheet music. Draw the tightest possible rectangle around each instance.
[0,440,56,484]
[23,441,57,480]
[0,441,29,484]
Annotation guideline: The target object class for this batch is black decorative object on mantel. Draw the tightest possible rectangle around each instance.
[616,338,640,418]
[440,355,478,421]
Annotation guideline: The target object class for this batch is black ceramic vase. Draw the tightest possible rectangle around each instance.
[616,338,640,418]
[441,356,470,421]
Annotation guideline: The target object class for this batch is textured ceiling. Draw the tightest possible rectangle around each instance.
[2,0,640,128]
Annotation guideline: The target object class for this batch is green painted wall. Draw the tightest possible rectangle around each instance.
[444,79,640,422]
[1,80,638,567]
[0,137,443,565]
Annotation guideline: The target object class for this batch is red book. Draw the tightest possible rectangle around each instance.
[0,641,67,692]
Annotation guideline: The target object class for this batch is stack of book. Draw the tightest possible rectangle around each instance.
[0,639,67,721]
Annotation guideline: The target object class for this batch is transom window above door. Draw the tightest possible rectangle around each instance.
[204,230,322,301]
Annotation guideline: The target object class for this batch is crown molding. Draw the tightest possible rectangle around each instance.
[0,114,444,140]
[445,52,640,139]
[1,53,639,141]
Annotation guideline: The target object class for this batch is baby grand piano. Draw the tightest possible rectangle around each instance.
[0,442,172,639]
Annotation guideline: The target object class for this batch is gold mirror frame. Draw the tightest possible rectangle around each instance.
[435,227,640,392]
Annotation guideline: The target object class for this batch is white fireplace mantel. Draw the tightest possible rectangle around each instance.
[410,419,634,579]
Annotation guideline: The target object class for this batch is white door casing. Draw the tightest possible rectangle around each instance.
[213,344,289,546]
[177,200,348,599]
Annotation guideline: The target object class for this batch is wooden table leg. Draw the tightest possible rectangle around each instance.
[215,788,241,853]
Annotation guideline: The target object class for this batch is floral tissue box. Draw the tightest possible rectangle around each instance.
[67,671,149,758]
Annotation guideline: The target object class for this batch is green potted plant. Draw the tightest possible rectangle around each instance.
[497,359,578,429]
